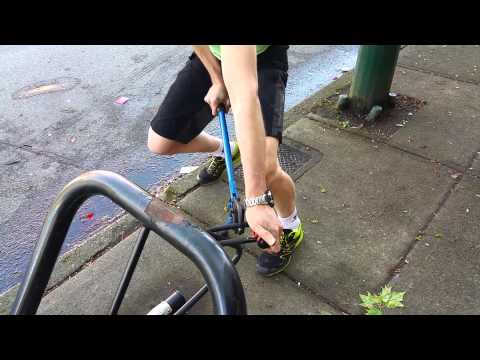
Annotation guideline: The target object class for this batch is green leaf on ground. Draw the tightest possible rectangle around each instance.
[359,293,375,309]
[359,286,406,315]
[367,308,383,315]
[380,285,392,299]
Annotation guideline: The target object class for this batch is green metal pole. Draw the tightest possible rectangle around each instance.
[340,45,400,120]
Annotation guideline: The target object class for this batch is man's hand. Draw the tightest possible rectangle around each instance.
[246,205,283,253]
[204,83,230,116]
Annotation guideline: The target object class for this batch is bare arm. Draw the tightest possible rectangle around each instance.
[192,45,230,115]
[192,45,223,85]
[221,45,282,250]
[220,46,266,198]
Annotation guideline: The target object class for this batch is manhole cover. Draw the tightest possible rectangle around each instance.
[12,77,81,100]
[235,143,313,180]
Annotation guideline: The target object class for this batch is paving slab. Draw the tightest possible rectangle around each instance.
[469,152,480,178]
[178,181,231,227]
[398,45,480,84]
[388,175,480,314]
[38,218,339,315]
[284,118,455,312]
[179,118,455,313]
[388,67,480,169]
[296,119,462,312]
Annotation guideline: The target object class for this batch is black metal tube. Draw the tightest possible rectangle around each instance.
[11,171,247,315]
[219,238,256,247]
[174,285,209,315]
[110,227,150,315]
[174,247,243,316]
[207,223,244,233]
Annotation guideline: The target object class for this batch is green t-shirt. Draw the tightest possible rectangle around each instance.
[209,45,270,60]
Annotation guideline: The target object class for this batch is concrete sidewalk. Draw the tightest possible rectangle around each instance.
[2,45,479,315]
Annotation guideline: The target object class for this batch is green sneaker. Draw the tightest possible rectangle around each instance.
[256,222,304,277]
[197,143,241,185]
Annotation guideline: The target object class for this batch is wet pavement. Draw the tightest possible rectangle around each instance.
[0,45,358,294]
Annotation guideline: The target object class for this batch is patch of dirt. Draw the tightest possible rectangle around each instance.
[311,85,427,139]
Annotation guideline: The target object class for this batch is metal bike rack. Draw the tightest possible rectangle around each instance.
[10,170,247,315]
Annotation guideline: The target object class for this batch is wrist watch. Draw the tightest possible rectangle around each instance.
[244,190,274,208]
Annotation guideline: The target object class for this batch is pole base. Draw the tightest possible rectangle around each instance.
[336,95,386,124]
[336,94,350,111]
[366,105,383,123]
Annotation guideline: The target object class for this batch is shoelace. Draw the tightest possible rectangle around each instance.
[207,156,224,174]
[279,234,294,258]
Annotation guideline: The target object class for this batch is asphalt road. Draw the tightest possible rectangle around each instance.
[0,45,358,294]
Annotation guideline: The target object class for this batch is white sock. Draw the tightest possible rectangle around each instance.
[279,208,301,230]
[211,141,224,157]
[211,141,235,158]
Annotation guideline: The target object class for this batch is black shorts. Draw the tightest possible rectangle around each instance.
[150,45,289,144]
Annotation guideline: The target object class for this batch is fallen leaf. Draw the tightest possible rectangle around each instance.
[310,219,319,224]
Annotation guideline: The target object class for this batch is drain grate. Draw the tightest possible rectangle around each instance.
[235,143,313,181]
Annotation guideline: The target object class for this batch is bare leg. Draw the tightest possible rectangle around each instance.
[264,137,296,218]
[148,128,221,155]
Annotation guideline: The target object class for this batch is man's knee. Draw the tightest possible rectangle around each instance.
[147,128,178,155]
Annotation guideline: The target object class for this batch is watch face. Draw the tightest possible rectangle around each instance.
[266,191,274,206]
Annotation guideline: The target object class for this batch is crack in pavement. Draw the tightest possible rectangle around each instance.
[397,64,480,86]
[382,144,480,290]
[0,140,84,170]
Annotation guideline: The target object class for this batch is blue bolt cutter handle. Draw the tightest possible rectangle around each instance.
[217,106,269,249]
[217,107,238,203]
